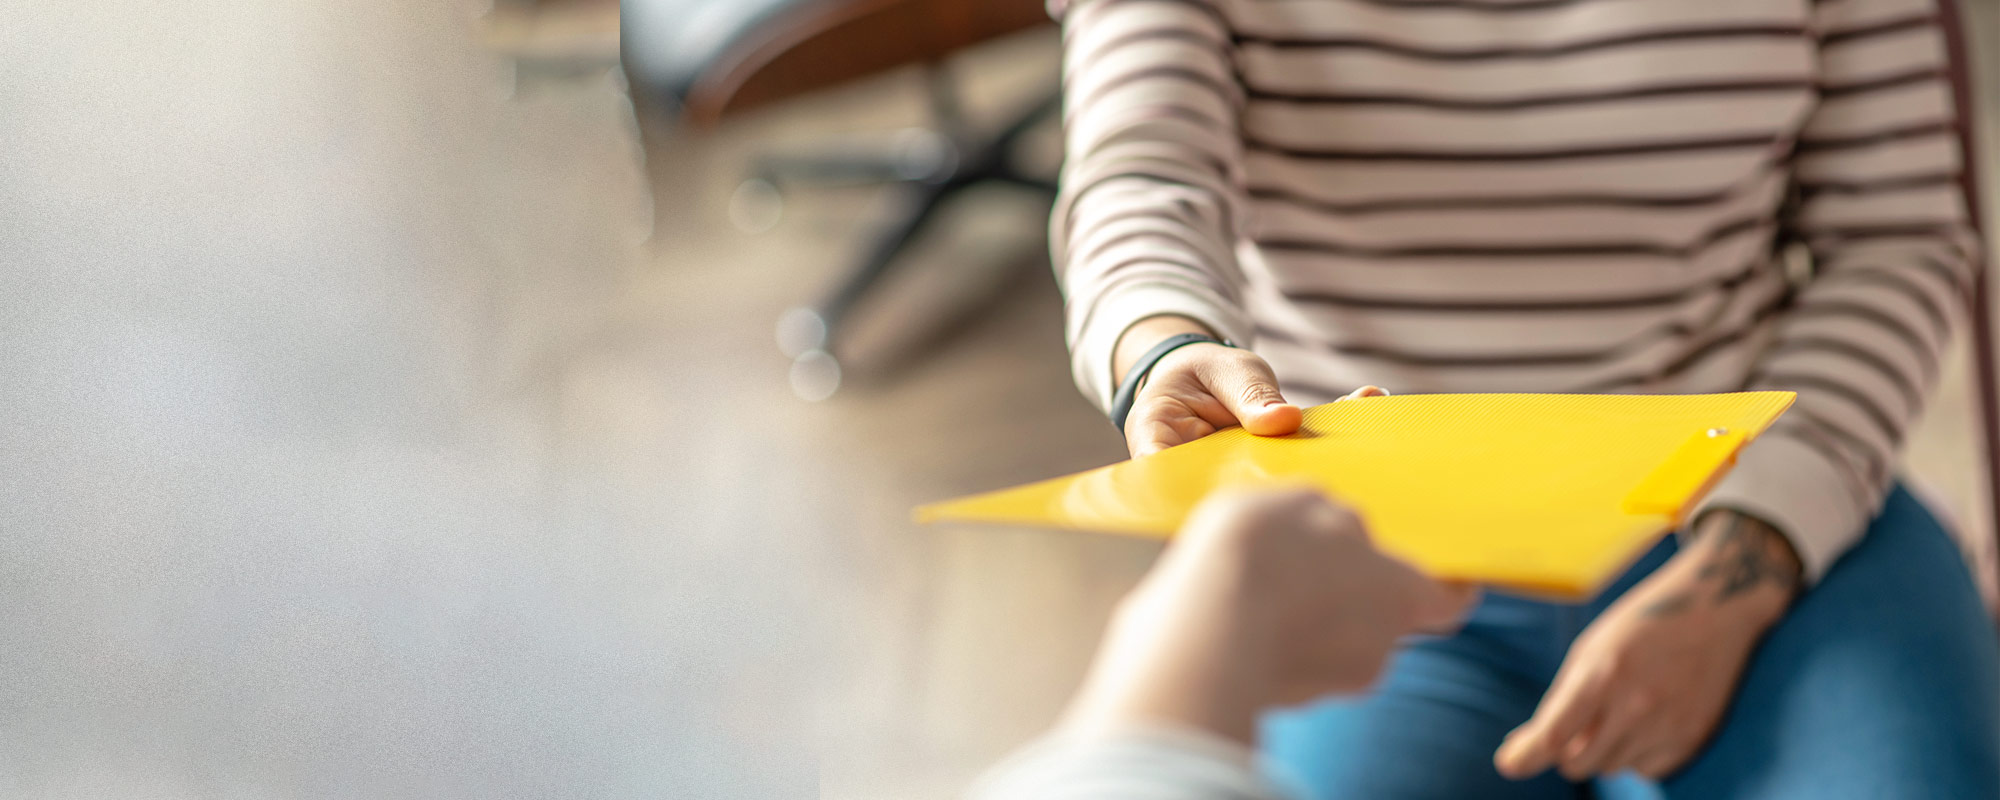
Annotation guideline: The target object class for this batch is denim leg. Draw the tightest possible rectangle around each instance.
[1263,486,2000,799]
[1260,593,1584,800]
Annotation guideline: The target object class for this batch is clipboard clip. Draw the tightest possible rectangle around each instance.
[1620,427,1748,523]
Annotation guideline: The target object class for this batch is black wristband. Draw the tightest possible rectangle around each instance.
[1109,332,1234,433]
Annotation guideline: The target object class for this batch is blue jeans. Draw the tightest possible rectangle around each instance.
[1261,485,2000,799]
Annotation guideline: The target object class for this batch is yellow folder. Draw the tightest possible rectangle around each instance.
[917,392,1794,599]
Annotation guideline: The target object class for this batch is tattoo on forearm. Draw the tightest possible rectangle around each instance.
[1642,514,1801,618]
[1641,592,1695,618]
[1700,514,1801,602]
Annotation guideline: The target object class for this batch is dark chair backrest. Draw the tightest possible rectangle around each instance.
[625,0,1049,130]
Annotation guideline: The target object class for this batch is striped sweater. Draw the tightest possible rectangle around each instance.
[1051,0,1981,581]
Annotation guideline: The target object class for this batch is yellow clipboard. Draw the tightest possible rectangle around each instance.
[917,392,1794,599]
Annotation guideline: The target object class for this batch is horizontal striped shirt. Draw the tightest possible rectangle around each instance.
[1051,0,1981,581]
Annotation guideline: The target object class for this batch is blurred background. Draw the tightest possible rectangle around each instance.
[0,1,1994,798]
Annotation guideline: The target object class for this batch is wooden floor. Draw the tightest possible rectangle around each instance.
[2,3,1995,799]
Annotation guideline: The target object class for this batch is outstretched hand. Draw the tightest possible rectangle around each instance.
[1067,488,1477,744]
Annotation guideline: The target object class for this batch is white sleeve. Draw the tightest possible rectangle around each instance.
[966,725,1296,800]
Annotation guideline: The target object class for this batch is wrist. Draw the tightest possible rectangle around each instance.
[1068,563,1277,745]
[1114,315,1217,381]
[1661,511,1801,628]
[1652,560,1791,632]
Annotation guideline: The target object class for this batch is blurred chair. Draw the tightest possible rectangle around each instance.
[1935,0,2000,615]
[621,0,1056,396]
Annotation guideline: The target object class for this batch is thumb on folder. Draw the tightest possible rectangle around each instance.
[1118,320,1386,458]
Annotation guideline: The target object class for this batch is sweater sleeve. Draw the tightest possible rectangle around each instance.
[966,725,1293,800]
[1695,0,1981,582]
[1051,0,1255,411]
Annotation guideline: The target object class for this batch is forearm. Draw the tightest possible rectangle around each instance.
[1650,511,1804,629]
[1696,0,1979,583]
[1054,0,1250,410]
[1064,570,1274,746]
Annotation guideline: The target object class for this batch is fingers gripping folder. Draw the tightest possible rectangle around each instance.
[917,393,1794,600]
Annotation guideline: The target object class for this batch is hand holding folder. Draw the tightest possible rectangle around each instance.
[918,392,1794,599]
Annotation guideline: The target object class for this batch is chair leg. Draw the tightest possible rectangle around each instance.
[624,88,678,246]
[749,129,959,189]
[776,177,962,360]
[770,77,1061,400]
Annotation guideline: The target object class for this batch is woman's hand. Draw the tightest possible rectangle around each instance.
[1067,488,1477,744]
[1116,316,1379,458]
[1495,512,1802,781]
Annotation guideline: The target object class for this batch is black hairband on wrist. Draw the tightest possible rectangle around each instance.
[1109,332,1235,434]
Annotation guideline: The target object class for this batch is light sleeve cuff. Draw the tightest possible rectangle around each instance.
[1692,433,1882,584]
